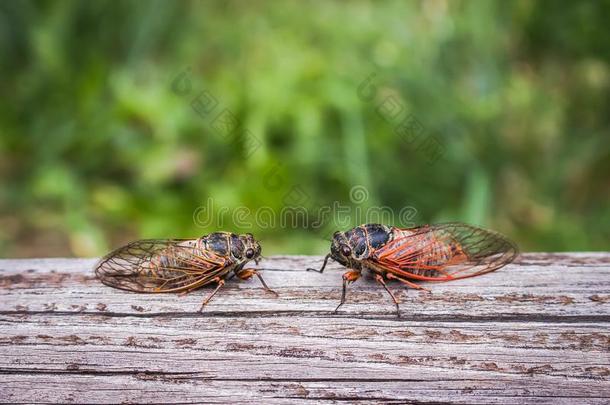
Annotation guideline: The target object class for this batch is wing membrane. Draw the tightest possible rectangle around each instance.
[94,239,230,293]
[371,223,518,281]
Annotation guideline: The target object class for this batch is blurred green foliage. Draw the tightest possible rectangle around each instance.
[1,0,609,257]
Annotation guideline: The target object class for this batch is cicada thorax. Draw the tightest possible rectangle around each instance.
[348,224,392,257]
[335,224,393,268]
[203,232,246,261]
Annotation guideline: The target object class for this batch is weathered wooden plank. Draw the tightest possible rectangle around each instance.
[1,255,608,317]
[0,253,609,404]
[2,375,609,405]
[1,317,608,379]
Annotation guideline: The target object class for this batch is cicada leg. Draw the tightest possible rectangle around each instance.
[307,254,331,273]
[236,268,278,297]
[334,270,361,313]
[374,274,401,317]
[199,277,225,312]
[386,272,432,293]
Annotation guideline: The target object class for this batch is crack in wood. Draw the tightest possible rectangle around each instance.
[2,310,609,324]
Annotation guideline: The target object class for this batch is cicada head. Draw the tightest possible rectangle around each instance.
[330,231,358,269]
[240,233,262,262]
[329,224,392,270]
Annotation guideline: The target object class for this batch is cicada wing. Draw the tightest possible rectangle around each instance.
[372,223,518,281]
[94,239,230,293]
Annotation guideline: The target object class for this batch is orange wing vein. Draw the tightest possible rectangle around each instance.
[370,223,518,281]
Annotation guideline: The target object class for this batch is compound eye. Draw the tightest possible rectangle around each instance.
[245,248,255,259]
[341,245,351,257]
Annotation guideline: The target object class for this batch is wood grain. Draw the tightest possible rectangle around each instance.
[0,253,609,404]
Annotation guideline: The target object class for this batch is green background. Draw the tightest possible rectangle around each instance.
[1,0,609,257]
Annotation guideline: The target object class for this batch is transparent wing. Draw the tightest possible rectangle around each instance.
[371,223,518,281]
[94,239,230,293]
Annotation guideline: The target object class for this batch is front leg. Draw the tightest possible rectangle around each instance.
[307,254,331,273]
[235,268,278,297]
[334,269,361,313]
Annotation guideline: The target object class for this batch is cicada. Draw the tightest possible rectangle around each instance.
[308,223,518,316]
[95,232,276,312]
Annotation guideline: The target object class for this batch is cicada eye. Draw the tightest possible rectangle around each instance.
[341,245,351,257]
[245,248,255,259]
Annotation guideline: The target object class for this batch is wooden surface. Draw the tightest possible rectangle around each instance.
[0,253,609,404]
